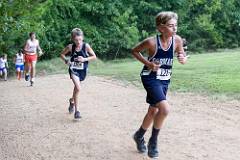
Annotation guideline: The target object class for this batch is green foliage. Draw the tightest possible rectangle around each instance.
[40,0,140,59]
[0,0,240,60]
[180,0,240,51]
[0,0,47,58]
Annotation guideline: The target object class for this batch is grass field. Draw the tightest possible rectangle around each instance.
[37,49,240,100]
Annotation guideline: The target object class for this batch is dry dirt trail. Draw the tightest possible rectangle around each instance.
[0,74,239,160]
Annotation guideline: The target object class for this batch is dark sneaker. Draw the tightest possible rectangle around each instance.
[147,140,159,159]
[68,99,74,114]
[74,111,81,119]
[30,80,34,86]
[133,132,147,153]
[25,74,30,81]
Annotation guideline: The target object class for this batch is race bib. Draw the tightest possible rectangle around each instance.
[70,61,84,70]
[156,68,171,80]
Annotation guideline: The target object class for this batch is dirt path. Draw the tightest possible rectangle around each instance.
[0,74,239,160]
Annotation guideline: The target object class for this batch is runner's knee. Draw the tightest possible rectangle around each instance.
[155,102,170,117]
[159,105,169,117]
[75,86,80,92]
[147,107,158,117]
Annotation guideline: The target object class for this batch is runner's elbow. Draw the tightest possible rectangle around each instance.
[131,48,135,55]
[60,54,64,59]
[92,55,97,60]
[131,49,138,57]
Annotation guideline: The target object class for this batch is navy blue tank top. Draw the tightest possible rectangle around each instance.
[69,43,89,70]
[141,35,174,82]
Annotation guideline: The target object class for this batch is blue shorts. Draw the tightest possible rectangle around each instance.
[15,64,24,71]
[0,67,6,72]
[141,76,169,107]
[69,68,87,81]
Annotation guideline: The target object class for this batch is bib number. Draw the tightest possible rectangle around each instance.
[156,68,171,80]
[70,61,84,70]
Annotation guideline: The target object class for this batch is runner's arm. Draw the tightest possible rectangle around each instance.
[175,35,187,64]
[60,45,71,64]
[13,55,16,63]
[85,43,97,61]
[37,41,43,56]
[131,38,159,71]
[5,60,9,68]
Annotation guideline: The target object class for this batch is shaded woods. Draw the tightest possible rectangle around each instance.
[1,0,240,60]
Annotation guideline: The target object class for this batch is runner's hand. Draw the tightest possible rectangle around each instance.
[76,56,87,63]
[38,51,44,57]
[177,52,187,64]
[148,62,160,72]
[65,59,71,66]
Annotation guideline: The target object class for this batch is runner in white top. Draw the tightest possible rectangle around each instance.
[23,32,43,86]
[14,49,25,80]
[0,54,8,81]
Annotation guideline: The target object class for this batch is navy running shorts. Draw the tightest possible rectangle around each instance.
[69,68,87,81]
[141,76,169,107]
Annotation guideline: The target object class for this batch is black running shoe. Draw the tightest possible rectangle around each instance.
[147,140,159,159]
[30,80,34,86]
[133,132,147,153]
[25,74,30,81]
[74,111,81,119]
[68,99,74,114]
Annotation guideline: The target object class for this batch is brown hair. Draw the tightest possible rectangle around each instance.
[156,11,178,26]
[29,32,35,37]
[71,28,83,40]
